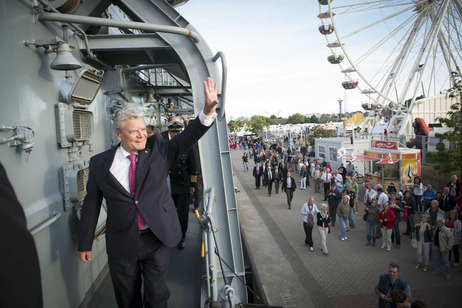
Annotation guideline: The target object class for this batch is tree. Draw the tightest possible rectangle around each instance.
[308,115,319,123]
[287,113,306,124]
[244,115,276,135]
[227,120,243,132]
[319,114,337,123]
[427,79,462,174]
[307,126,335,146]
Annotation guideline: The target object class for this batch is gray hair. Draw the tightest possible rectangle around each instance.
[321,203,328,210]
[113,108,145,132]
[437,217,445,224]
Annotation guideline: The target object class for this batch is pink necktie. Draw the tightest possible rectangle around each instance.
[128,154,146,230]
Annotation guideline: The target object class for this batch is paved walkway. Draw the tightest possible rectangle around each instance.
[232,149,462,308]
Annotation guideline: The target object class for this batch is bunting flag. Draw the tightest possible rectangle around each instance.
[351,153,357,161]
[337,147,346,158]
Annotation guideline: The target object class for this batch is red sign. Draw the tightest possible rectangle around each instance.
[371,140,398,150]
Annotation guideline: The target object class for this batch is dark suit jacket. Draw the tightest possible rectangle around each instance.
[263,170,274,184]
[282,176,297,191]
[78,117,211,259]
[253,166,263,178]
[0,162,43,307]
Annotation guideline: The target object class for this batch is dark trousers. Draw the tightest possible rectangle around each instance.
[173,193,189,240]
[323,183,330,200]
[450,244,460,264]
[108,231,170,308]
[274,179,280,193]
[285,188,294,208]
[255,176,261,189]
[303,222,314,247]
[329,205,337,226]
[267,180,273,195]
[391,221,401,245]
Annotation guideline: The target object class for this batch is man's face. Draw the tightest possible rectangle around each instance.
[287,172,291,178]
[437,219,444,228]
[388,266,399,281]
[444,187,450,195]
[432,200,438,210]
[115,118,147,154]
[427,184,432,190]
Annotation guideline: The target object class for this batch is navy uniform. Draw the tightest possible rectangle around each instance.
[168,120,197,249]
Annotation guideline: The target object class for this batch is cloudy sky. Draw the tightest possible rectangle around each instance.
[177,0,366,120]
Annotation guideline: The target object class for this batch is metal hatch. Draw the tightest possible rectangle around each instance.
[68,70,104,106]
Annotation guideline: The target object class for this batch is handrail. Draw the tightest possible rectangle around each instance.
[29,211,62,236]
[38,12,201,43]
[212,52,227,120]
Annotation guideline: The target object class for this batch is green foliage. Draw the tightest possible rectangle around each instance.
[244,115,276,135]
[427,79,462,174]
[319,114,338,123]
[307,126,335,146]
[227,120,243,132]
[286,113,306,124]
[309,115,319,123]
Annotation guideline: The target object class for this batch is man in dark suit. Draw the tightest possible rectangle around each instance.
[273,165,283,194]
[0,162,43,308]
[264,165,274,196]
[78,78,218,308]
[282,172,297,209]
[167,120,197,250]
[253,162,263,189]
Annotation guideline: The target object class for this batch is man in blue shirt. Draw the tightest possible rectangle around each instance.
[375,263,412,308]
[421,184,436,212]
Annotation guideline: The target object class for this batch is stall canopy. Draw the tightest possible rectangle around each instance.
[345,154,379,162]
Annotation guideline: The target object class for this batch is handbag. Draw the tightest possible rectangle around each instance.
[363,212,369,221]
[411,232,417,248]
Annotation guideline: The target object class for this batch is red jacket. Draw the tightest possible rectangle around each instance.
[379,210,396,229]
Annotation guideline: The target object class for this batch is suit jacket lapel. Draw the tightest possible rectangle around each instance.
[135,142,156,196]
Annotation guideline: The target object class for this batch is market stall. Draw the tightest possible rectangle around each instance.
[362,140,421,190]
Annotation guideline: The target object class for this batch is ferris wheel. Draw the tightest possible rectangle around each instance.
[318,0,462,113]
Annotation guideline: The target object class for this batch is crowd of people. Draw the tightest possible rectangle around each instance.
[240,138,461,305]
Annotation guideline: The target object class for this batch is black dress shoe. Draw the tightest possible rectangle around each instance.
[178,241,185,249]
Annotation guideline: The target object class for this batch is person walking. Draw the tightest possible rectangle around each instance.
[301,197,319,251]
[337,195,351,241]
[415,215,433,272]
[253,162,263,189]
[326,185,341,227]
[273,165,282,194]
[282,172,297,209]
[313,165,322,193]
[365,199,380,246]
[299,165,307,190]
[317,204,331,255]
[321,167,332,201]
[264,165,274,196]
[242,152,249,172]
[379,202,396,251]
